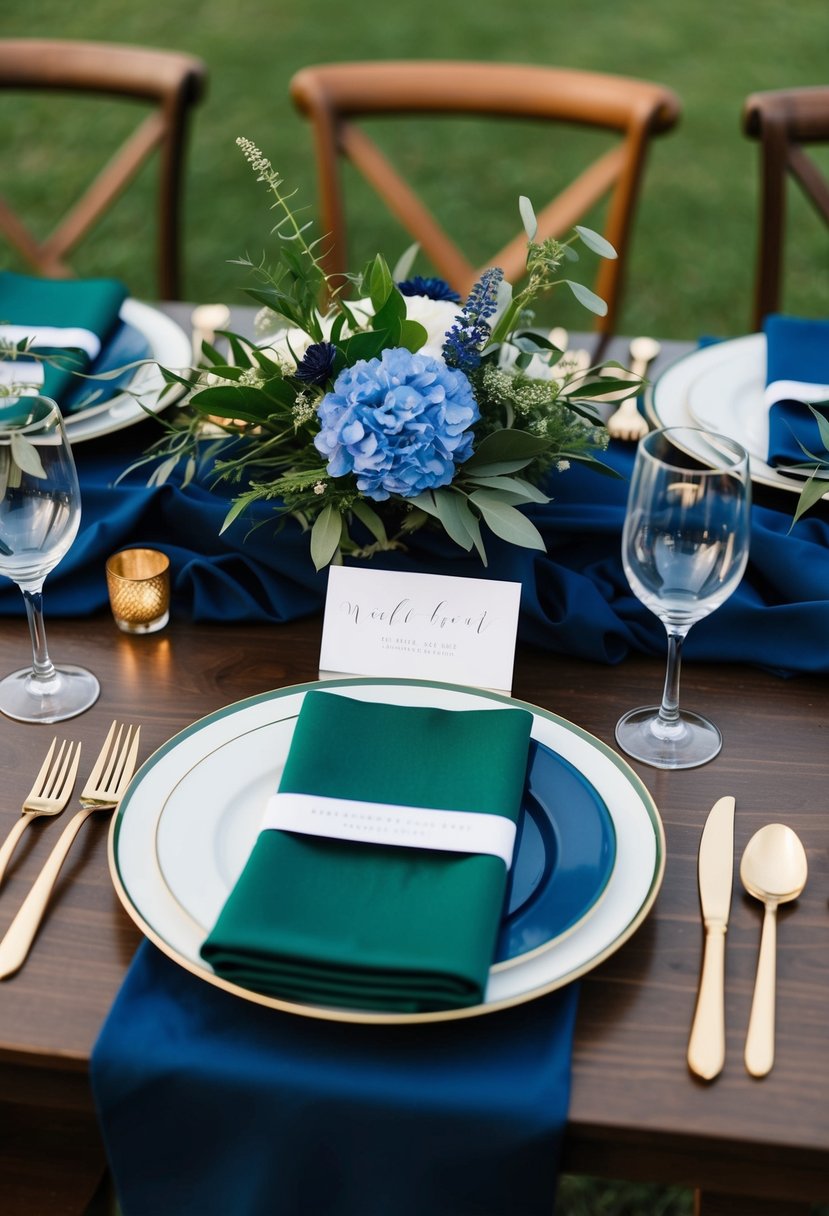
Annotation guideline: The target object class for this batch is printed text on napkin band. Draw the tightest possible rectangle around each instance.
[263,793,517,868]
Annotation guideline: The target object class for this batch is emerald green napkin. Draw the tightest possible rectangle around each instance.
[201,691,533,1012]
[0,271,127,407]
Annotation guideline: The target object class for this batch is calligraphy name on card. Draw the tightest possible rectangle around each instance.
[319,566,522,692]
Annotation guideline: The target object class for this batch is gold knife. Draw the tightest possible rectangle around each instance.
[687,795,736,1080]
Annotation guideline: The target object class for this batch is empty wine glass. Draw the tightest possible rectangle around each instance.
[615,426,751,769]
[0,396,99,722]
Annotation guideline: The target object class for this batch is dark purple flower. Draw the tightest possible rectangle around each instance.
[397,276,462,304]
[294,341,337,385]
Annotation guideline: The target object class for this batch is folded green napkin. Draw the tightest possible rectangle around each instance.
[201,691,533,1012]
[0,271,127,407]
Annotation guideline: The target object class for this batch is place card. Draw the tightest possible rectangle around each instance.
[319,566,521,692]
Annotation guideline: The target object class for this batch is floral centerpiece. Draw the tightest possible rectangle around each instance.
[143,138,635,570]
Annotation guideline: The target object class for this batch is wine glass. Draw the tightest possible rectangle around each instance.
[615,426,751,770]
[0,396,99,722]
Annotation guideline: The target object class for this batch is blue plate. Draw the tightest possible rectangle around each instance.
[494,739,616,964]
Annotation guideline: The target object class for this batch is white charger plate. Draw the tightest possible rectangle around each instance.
[646,335,829,501]
[110,677,665,1025]
[63,299,190,443]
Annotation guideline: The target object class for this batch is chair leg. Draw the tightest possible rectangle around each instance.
[695,1189,811,1216]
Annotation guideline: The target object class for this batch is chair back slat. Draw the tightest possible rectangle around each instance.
[291,60,681,336]
[743,86,829,327]
[0,39,207,299]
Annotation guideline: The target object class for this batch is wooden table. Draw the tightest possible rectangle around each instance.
[0,612,827,1215]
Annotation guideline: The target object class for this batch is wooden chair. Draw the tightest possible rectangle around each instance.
[0,39,207,299]
[290,61,681,337]
[743,86,829,329]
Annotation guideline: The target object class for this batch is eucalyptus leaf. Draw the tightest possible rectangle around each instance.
[392,242,420,283]
[458,457,534,476]
[574,225,618,260]
[220,496,250,535]
[464,428,551,470]
[467,474,550,503]
[454,495,488,565]
[431,489,474,552]
[518,195,538,241]
[808,404,829,454]
[792,469,829,526]
[10,432,46,479]
[468,490,546,551]
[563,280,609,317]
[310,503,343,570]
[148,454,180,488]
[351,499,388,545]
[408,490,441,519]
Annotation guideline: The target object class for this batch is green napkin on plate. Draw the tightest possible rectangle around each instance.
[0,271,128,407]
[201,690,534,1012]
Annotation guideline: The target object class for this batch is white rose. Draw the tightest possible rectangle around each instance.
[397,295,462,358]
[349,294,461,360]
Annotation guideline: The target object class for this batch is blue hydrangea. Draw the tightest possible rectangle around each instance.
[314,348,479,501]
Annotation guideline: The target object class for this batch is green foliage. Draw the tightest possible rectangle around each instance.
[116,146,622,570]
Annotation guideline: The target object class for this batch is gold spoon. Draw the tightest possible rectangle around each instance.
[740,824,808,1077]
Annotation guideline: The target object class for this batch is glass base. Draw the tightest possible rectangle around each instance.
[615,706,722,770]
[0,664,100,724]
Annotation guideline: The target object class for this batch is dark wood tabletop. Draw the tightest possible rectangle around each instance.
[1,315,827,1215]
[0,610,827,1215]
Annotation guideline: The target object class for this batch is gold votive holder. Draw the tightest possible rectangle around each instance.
[106,548,170,634]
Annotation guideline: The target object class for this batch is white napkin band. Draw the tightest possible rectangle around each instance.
[263,792,516,868]
[0,362,44,388]
[764,378,829,408]
[0,324,102,359]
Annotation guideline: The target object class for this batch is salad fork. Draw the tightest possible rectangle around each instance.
[606,336,662,441]
[0,721,140,978]
[0,739,81,891]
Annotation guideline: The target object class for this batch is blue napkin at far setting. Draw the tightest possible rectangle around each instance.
[2,434,829,675]
[764,314,829,467]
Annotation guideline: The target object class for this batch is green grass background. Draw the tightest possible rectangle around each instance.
[1,0,827,341]
[3,5,828,1214]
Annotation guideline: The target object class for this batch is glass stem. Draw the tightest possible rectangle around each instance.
[22,588,57,682]
[658,627,689,726]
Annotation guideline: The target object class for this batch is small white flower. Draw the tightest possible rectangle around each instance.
[313,481,326,495]
[557,459,571,472]
[292,392,316,426]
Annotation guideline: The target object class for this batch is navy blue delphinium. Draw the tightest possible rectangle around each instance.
[441,268,504,373]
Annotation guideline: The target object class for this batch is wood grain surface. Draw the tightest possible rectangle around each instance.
[0,612,827,1211]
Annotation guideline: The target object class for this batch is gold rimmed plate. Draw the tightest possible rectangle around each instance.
[109,678,665,1025]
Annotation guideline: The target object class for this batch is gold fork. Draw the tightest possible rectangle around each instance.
[0,739,82,891]
[0,721,140,979]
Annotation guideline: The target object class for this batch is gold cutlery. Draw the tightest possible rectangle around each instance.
[0,739,81,891]
[191,302,231,364]
[605,335,662,441]
[687,795,735,1080]
[740,823,808,1078]
[0,722,140,979]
